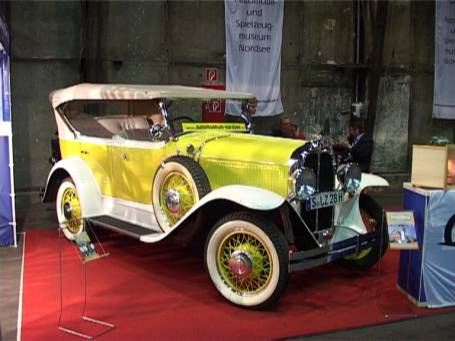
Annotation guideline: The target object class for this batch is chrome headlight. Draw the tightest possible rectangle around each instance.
[337,163,362,193]
[291,166,316,199]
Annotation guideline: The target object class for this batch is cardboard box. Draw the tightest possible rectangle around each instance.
[411,144,455,189]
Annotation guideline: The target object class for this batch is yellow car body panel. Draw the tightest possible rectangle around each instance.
[167,132,306,198]
[114,145,166,203]
[60,138,114,197]
[60,138,167,203]
[60,132,305,204]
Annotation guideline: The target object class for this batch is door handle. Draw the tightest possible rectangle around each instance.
[120,153,128,161]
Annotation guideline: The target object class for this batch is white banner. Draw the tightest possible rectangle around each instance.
[433,1,455,119]
[225,0,284,117]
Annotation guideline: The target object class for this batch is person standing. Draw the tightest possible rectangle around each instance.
[334,118,373,172]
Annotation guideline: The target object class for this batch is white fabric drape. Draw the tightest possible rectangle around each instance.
[225,0,284,116]
[433,1,455,119]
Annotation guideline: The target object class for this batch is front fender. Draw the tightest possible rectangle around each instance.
[166,185,285,234]
[333,173,388,242]
[335,172,389,192]
[359,173,389,192]
[141,185,286,243]
[196,185,286,211]
[333,194,365,241]
[144,185,320,249]
[42,157,103,218]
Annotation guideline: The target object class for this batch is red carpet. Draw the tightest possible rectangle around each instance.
[21,228,452,340]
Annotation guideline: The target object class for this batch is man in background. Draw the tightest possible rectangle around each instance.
[334,118,373,172]
[273,115,305,139]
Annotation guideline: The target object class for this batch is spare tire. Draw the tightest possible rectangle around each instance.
[152,156,211,232]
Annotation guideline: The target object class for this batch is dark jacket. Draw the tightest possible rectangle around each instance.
[350,133,373,172]
[333,133,373,173]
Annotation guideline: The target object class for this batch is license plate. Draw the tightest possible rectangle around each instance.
[307,191,344,210]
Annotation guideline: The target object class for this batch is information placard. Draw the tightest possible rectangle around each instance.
[386,211,418,250]
[73,230,102,262]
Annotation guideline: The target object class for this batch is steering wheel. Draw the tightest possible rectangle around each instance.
[169,116,195,134]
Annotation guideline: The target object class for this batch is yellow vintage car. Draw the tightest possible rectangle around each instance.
[43,83,389,309]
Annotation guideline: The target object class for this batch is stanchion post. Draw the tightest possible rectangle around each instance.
[57,219,115,339]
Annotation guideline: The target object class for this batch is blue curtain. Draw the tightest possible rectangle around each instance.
[0,14,14,246]
[0,136,13,246]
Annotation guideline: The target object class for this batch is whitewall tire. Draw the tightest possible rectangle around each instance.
[205,212,288,309]
[152,156,210,232]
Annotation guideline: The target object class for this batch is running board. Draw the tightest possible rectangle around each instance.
[87,215,164,242]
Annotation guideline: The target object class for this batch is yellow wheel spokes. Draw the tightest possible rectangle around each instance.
[61,187,82,233]
[218,231,272,295]
[160,172,196,225]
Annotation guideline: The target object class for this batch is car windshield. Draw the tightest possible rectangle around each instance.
[59,98,249,141]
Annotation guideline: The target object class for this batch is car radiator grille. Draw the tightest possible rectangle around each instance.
[300,152,335,233]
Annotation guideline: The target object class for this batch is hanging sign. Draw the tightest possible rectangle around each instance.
[433,1,455,119]
[225,0,284,117]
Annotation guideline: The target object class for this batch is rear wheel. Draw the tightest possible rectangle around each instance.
[205,212,288,309]
[339,194,388,270]
[56,178,84,240]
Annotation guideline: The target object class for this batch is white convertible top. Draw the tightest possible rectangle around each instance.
[50,83,255,109]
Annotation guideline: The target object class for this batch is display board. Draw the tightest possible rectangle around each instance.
[386,211,418,250]
[0,14,16,247]
[399,184,455,307]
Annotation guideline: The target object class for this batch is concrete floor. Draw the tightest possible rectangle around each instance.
[1,187,455,340]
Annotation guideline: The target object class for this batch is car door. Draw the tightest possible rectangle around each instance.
[77,135,116,199]
[110,116,167,204]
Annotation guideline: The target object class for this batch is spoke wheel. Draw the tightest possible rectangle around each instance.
[153,156,210,232]
[218,230,273,295]
[160,172,196,225]
[56,178,84,240]
[205,212,288,309]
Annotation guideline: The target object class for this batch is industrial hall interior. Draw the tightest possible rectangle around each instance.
[2,1,455,340]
